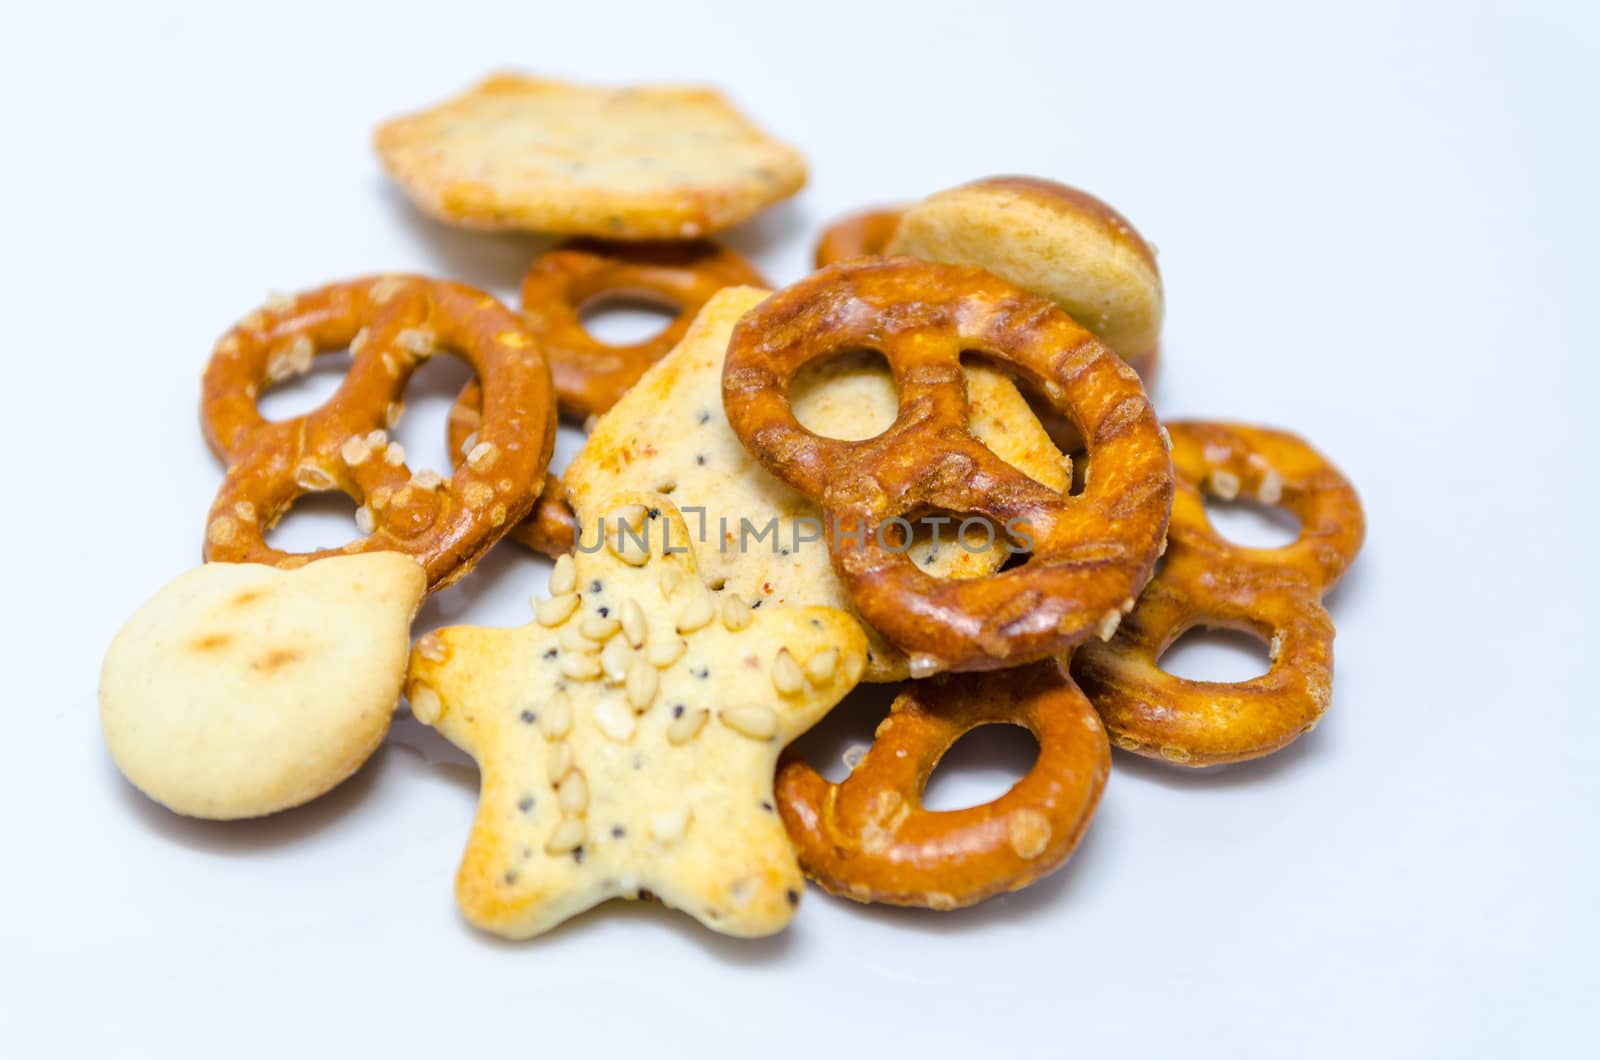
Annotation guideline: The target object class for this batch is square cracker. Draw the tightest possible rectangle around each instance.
[374,74,807,239]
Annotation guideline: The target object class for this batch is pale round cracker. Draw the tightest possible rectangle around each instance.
[887,176,1164,375]
[374,74,807,238]
[100,553,426,819]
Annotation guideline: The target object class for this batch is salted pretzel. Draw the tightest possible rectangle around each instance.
[445,239,762,554]
[776,659,1109,908]
[451,238,765,420]
[813,206,905,267]
[1072,421,1365,766]
[722,258,1173,673]
[200,275,556,591]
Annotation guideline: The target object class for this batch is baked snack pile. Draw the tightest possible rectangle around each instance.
[98,73,1365,940]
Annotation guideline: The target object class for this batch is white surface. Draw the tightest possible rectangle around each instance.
[1,1,1593,1056]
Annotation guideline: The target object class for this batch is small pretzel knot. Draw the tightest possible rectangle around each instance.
[776,659,1110,909]
[813,207,905,267]
[447,239,764,555]
[199,275,556,590]
[1072,421,1366,766]
[721,258,1174,673]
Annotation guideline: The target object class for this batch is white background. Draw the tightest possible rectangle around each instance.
[1,1,1593,1056]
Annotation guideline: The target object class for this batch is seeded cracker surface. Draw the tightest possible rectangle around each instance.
[406,495,867,938]
[374,74,807,238]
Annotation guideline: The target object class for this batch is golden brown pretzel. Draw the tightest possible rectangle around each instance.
[451,238,765,421]
[446,239,763,555]
[1072,421,1365,765]
[722,258,1173,673]
[776,659,1110,908]
[200,275,556,591]
[813,206,905,267]
[446,400,575,556]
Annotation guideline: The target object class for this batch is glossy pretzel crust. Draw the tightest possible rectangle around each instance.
[200,276,556,591]
[722,258,1173,673]
[813,206,905,267]
[1072,421,1365,765]
[776,659,1110,908]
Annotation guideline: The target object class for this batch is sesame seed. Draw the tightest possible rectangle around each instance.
[416,633,447,662]
[1007,810,1052,859]
[666,707,708,745]
[620,598,647,648]
[771,649,804,695]
[206,516,238,546]
[355,506,375,535]
[287,334,314,373]
[676,594,714,633]
[369,276,406,304]
[1209,470,1241,501]
[546,742,573,778]
[804,648,839,685]
[458,431,478,457]
[646,637,686,668]
[557,770,589,814]
[600,637,631,684]
[409,685,443,724]
[1097,611,1122,641]
[395,328,433,357]
[341,435,371,466]
[1269,634,1283,662]
[580,614,621,642]
[560,625,603,654]
[593,698,636,743]
[649,806,691,845]
[385,401,404,429]
[559,653,601,680]
[549,554,577,596]
[625,656,658,710]
[720,594,753,632]
[720,705,779,741]
[1258,468,1284,505]
[544,819,586,856]
[536,592,580,627]
[293,463,336,491]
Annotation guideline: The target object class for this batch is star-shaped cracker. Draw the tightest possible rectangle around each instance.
[406,493,867,939]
